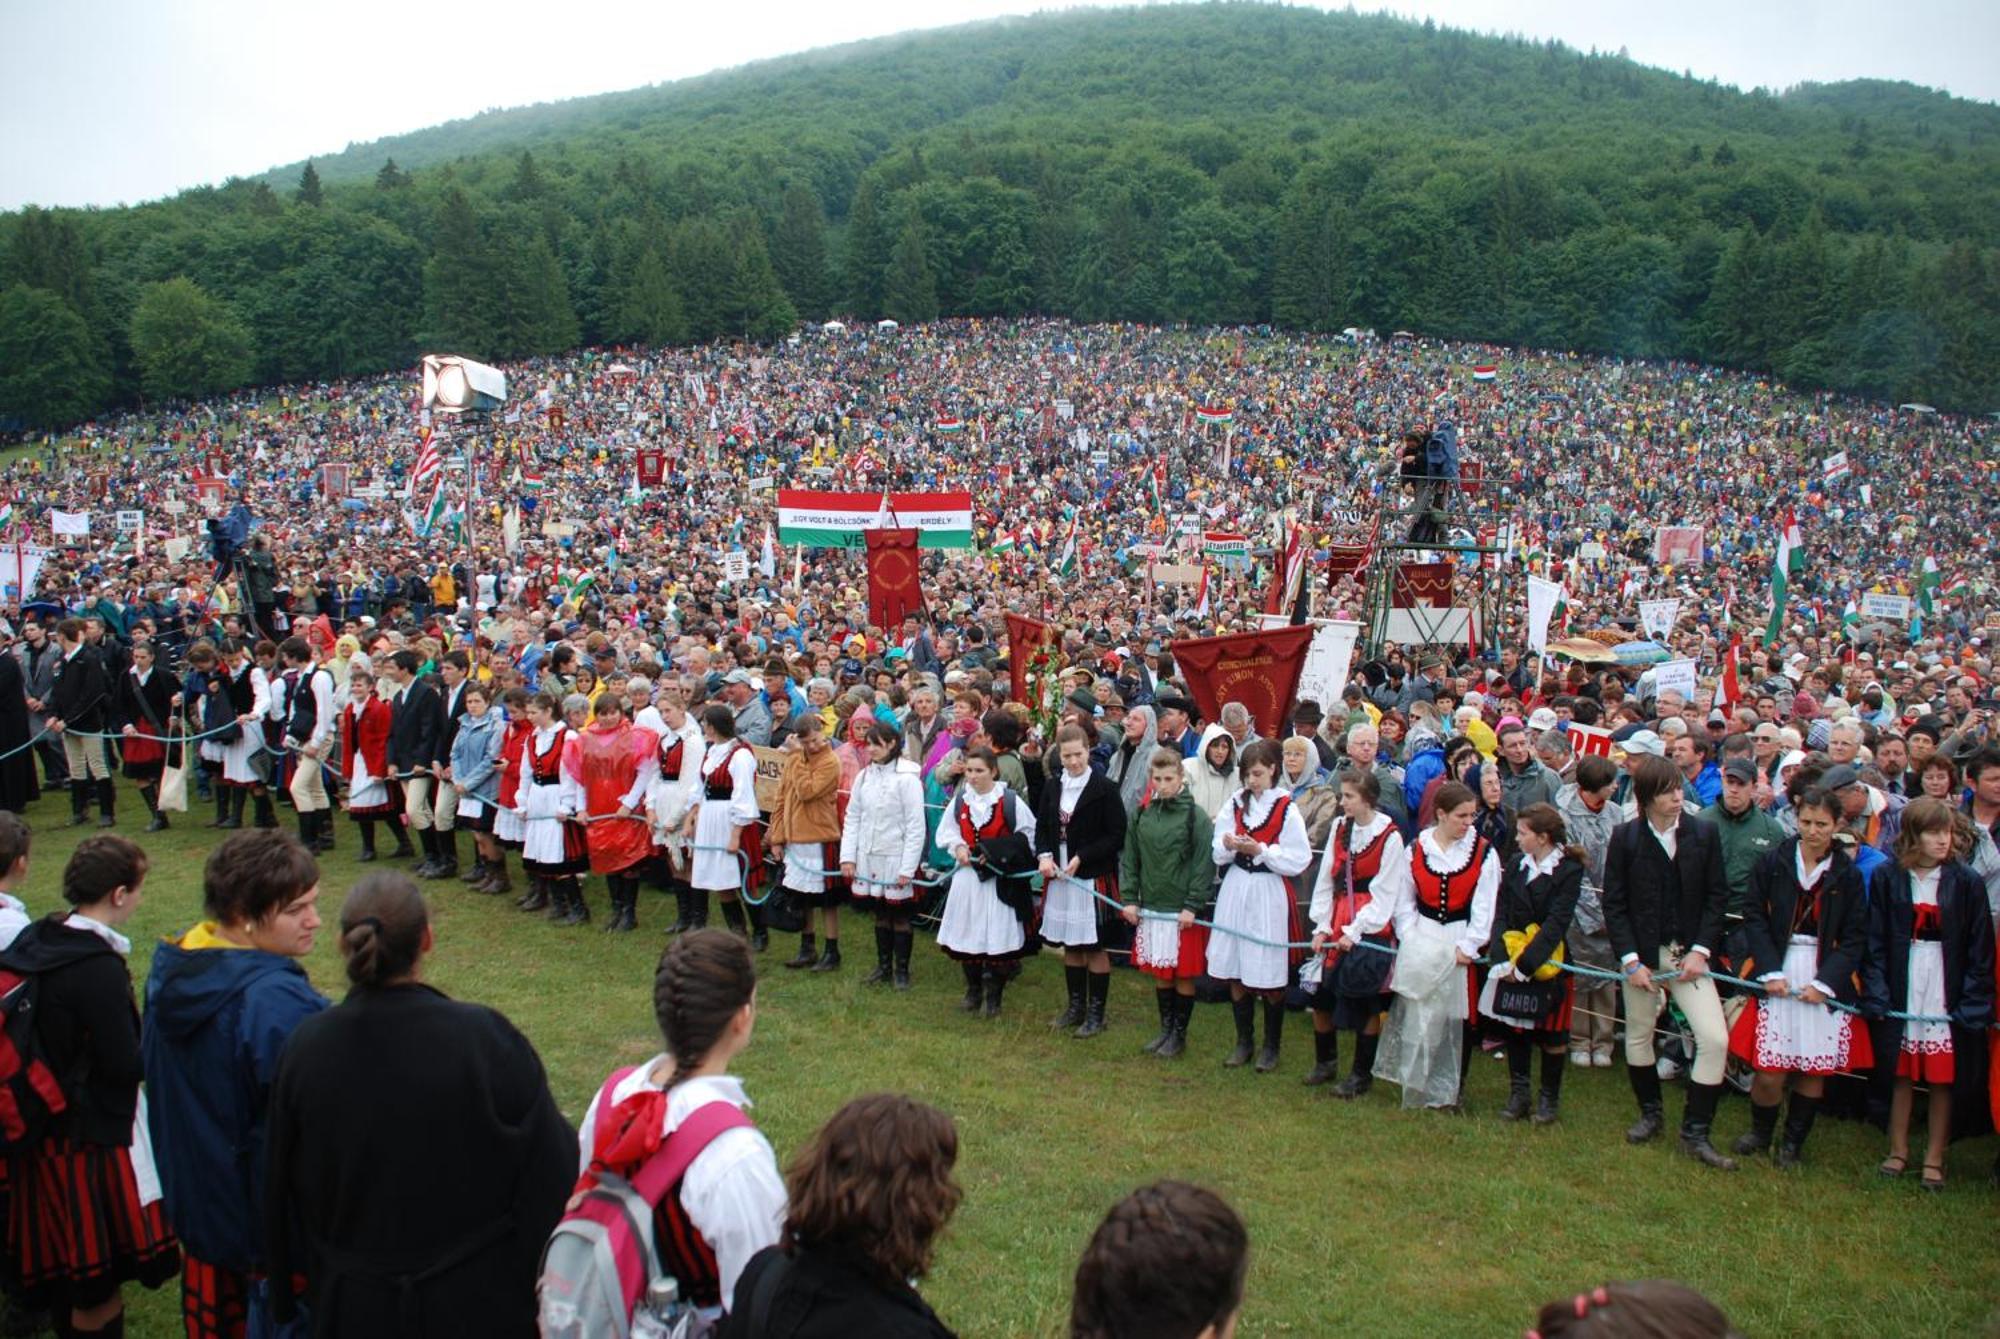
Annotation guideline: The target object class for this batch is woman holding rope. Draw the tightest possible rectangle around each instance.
[517,690,591,925]
[1478,803,1584,1125]
[1306,770,1404,1098]
[840,720,927,990]
[1121,748,1216,1060]
[113,640,180,833]
[1865,796,1995,1191]
[1338,780,1499,1110]
[684,705,767,951]
[1726,785,1873,1168]
[935,746,1037,1019]
[1207,739,1312,1075]
[341,664,411,863]
[1036,725,1128,1040]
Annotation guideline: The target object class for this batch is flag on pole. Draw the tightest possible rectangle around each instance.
[1054,512,1080,577]
[1763,509,1803,645]
[1916,555,1941,616]
[417,476,450,538]
[934,417,964,434]
[1840,598,1860,639]
[1470,364,1498,382]
[1715,634,1743,711]
[1148,460,1166,514]
[759,523,777,579]
[1195,406,1234,426]
[1263,521,1307,621]
[412,428,441,491]
[1193,565,1210,619]
[1822,452,1852,483]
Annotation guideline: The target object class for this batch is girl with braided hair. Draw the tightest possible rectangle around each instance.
[1070,1181,1247,1339]
[574,930,785,1324]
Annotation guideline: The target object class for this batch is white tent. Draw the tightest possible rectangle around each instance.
[820,321,847,333]
[876,319,900,331]
[1897,403,1937,414]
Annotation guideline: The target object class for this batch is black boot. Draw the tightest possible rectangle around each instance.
[94,778,116,828]
[1332,1029,1379,1100]
[863,924,894,985]
[785,932,819,969]
[391,822,416,860]
[810,938,841,973]
[67,781,92,827]
[208,784,231,828]
[1774,1095,1818,1170]
[667,884,693,935]
[1074,971,1109,1039]
[958,960,984,1012]
[429,831,459,880]
[1053,964,1086,1031]
[357,818,379,862]
[1500,1037,1533,1121]
[315,809,335,852]
[544,880,573,922]
[1255,999,1285,1074]
[142,787,167,833]
[1224,997,1256,1068]
[218,788,246,830]
[517,879,550,914]
[1679,1083,1739,1170]
[1303,1027,1341,1086]
[1156,993,1191,1059]
[1142,989,1175,1055]
[720,898,748,938]
[602,882,636,934]
[686,888,710,929]
[461,854,489,885]
[252,791,276,829]
[1626,1062,1666,1144]
[745,898,767,952]
[892,929,913,991]
[1534,1048,1566,1125]
[980,966,1006,1019]
[563,881,591,926]
[411,827,439,877]
[298,811,317,850]
[1733,1100,1781,1157]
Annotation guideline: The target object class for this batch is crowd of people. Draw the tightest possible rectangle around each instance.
[0,821,1757,1339]
[0,319,1995,1334]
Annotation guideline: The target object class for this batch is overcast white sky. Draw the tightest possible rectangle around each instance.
[3,0,1995,210]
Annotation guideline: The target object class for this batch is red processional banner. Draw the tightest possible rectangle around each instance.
[1394,561,1455,608]
[1167,623,1315,741]
[1004,612,1053,704]
[635,448,666,488]
[864,528,923,630]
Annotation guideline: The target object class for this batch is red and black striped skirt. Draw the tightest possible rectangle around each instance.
[5,1138,179,1307]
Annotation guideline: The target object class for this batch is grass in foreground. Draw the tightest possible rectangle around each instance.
[7,781,1998,1338]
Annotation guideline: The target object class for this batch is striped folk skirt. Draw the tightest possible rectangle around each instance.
[5,1137,179,1308]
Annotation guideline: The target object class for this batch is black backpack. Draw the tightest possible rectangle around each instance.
[0,928,108,1152]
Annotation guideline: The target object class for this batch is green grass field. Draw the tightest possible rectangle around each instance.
[6,780,1997,1338]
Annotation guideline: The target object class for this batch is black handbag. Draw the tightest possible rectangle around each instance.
[1493,975,1559,1020]
[973,795,1039,924]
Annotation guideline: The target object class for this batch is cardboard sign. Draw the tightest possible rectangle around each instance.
[747,475,775,491]
[1651,526,1704,566]
[1862,592,1912,622]
[1294,619,1362,716]
[1653,658,1698,703]
[1146,562,1202,585]
[162,499,188,515]
[541,521,578,539]
[114,510,144,532]
[723,551,750,583]
[751,745,788,812]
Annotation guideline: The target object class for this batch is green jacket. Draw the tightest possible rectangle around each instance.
[1698,799,1785,914]
[1119,789,1216,913]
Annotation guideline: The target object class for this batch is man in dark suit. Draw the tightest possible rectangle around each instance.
[430,650,473,882]
[1602,752,1736,1170]
[44,618,116,827]
[384,650,447,876]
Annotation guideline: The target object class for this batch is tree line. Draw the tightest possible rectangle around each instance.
[2,3,1995,429]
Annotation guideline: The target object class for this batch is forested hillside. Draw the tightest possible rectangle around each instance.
[3,3,1997,430]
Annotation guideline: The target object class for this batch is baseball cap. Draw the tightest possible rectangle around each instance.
[1721,758,1757,784]
[722,668,755,686]
[1819,763,1863,791]
[1527,707,1557,731]
[1620,729,1666,758]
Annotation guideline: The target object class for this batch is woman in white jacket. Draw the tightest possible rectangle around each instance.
[1182,723,1240,820]
[840,721,927,990]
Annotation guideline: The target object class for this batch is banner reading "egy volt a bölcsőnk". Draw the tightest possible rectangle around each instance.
[776,490,974,550]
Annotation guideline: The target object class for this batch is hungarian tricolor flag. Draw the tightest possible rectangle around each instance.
[1916,555,1942,615]
[1471,365,1498,382]
[935,417,964,434]
[1763,509,1803,646]
[1715,634,1743,710]
[1202,531,1248,559]
[1195,406,1234,426]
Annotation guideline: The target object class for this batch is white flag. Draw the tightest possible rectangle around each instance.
[1638,598,1681,640]
[49,510,90,537]
[1526,576,1565,655]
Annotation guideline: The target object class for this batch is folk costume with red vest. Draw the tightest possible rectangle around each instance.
[690,740,761,894]
[491,715,534,847]
[566,718,660,877]
[519,724,588,876]
[1203,785,1313,993]
[1308,811,1406,1027]
[934,782,1038,962]
[1347,825,1501,1109]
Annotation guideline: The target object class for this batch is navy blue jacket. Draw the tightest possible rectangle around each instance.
[143,934,328,1271]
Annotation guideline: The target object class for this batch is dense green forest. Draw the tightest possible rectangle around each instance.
[3,3,1998,430]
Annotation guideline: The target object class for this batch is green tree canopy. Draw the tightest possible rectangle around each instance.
[128,277,254,402]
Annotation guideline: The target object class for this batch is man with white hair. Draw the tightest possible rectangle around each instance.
[1826,720,1864,766]
[1332,721,1410,832]
[1219,701,1258,748]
